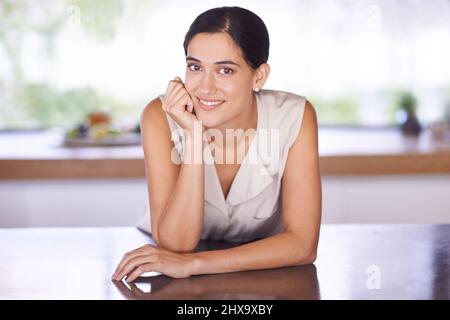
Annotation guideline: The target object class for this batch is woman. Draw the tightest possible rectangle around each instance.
[113,6,321,281]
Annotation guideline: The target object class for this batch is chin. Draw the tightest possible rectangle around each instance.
[197,116,220,129]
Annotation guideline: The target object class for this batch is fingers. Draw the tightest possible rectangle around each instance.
[166,77,184,98]
[115,255,158,281]
[166,91,193,115]
[164,77,192,114]
[170,87,188,105]
[170,90,191,109]
[187,97,194,113]
[126,262,160,282]
[113,248,139,278]
[112,244,155,280]
[113,253,149,281]
[172,85,194,114]
[165,77,182,92]
[165,82,184,106]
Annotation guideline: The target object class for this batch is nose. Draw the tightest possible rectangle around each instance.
[199,71,217,94]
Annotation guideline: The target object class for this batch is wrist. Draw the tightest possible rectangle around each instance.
[186,252,204,276]
[185,124,205,141]
[183,126,205,165]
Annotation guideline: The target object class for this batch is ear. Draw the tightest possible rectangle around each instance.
[253,63,270,90]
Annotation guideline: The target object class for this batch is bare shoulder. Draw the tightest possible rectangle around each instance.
[301,100,318,134]
[290,99,318,152]
[139,96,176,158]
[140,96,175,141]
[140,97,166,128]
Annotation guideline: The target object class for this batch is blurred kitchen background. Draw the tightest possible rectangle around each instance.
[1,0,450,227]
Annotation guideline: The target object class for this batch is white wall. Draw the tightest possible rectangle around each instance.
[0,179,148,227]
[1,175,449,227]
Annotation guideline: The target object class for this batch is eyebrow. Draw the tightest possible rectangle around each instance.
[186,56,241,67]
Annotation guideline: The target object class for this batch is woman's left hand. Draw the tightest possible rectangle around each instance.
[112,244,196,281]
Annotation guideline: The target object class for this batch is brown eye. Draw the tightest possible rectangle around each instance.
[187,64,201,72]
[219,67,233,75]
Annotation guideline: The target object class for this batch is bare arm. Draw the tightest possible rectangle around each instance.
[141,98,205,253]
[157,127,205,252]
[189,100,322,274]
[114,100,321,281]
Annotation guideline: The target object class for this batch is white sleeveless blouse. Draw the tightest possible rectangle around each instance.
[137,89,306,242]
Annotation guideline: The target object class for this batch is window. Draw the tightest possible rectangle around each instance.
[1,0,449,130]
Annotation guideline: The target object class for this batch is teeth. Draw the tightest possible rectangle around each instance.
[200,99,224,106]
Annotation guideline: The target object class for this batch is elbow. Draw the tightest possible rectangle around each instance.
[289,232,318,265]
[157,231,199,253]
[294,250,316,266]
[293,243,317,265]
[154,221,200,253]
[304,250,317,264]
[160,241,198,253]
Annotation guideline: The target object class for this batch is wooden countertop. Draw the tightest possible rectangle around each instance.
[1,127,450,179]
[0,224,448,299]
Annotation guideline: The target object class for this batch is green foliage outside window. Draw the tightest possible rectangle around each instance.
[0,0,132,130]
[309,95,359,125]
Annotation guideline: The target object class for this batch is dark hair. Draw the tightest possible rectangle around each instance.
[183,6,269,70]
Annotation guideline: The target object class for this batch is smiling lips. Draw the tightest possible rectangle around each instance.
[198,98,225,111]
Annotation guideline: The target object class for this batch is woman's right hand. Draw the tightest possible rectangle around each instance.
[162,77,202,132]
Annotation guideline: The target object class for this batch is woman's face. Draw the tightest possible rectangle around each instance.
[184,32,256,128]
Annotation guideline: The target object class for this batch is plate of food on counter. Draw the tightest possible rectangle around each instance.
[64,111,141,147]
